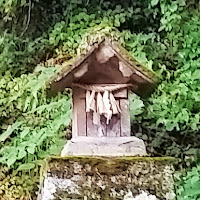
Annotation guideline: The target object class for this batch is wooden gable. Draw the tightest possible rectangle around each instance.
[50,39,157,98]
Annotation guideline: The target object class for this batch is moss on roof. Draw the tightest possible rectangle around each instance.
[49,36,158,86]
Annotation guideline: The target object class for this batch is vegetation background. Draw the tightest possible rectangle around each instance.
[0,0,199,199]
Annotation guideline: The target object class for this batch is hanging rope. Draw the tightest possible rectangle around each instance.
[73,83,132,125]
[72,83,133,92]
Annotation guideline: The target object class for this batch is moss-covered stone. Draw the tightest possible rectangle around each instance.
[39,156,176,200]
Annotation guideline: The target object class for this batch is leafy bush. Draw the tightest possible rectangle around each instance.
[176,161,200,200]
[0,66,72,168]
[0,0,199,199]
[0,166,39,200]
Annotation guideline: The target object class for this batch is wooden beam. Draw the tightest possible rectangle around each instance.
[72,87,87,137]
[120,98,131,137]
[87,112,100,137]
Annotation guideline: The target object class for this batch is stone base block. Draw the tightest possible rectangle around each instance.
[61,136,147,156]
[38,156,176,200]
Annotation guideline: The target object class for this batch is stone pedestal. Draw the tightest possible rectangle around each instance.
[38,156,176,200]
[61,136,147,156]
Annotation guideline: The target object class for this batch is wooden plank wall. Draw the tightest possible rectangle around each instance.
[120,98,130,136]
[87,112,99,137]
[106,100,121,137]
[73,88,130,137]
[72,87,87,137]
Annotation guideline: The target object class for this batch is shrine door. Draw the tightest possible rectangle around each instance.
[72,87,130,137]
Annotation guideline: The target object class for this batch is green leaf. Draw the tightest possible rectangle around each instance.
[130,93,144,121]
[6,148,18,167]
[191,176,199,184]
[120,16,126,23]
[0,121,23,142]
[114,18,120,27]
[27,143,36,154]
[166,121,176,131]
[17,148,27,160]
[7,156,17,167]
[151,0,159,7]
[17,163,35,171]
[169,3,178,12]
[192,70,200,80]
[20,127,30,139]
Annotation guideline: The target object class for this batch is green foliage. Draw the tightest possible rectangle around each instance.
[0,0,199,199]
[0,66,71,168]
[175,160,200,200]
[0,0,30,21]
[0,166,39,200]
[0,32,50,74]
[48,1,158,56]
[138,5,199,155]
[130,93,144,121]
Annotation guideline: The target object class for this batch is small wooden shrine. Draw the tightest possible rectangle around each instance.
[39,37,176,200]
[50,37,157,156]
[38,38,175,200]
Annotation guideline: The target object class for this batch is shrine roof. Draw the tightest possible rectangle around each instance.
[49,37,159,97]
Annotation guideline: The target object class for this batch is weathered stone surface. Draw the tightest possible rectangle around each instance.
[61,136,147,156]
[38,156,176,200]
[124,191,158,200]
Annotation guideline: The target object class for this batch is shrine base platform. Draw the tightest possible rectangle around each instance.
[61,136,147,157]
[38,156,176,200]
